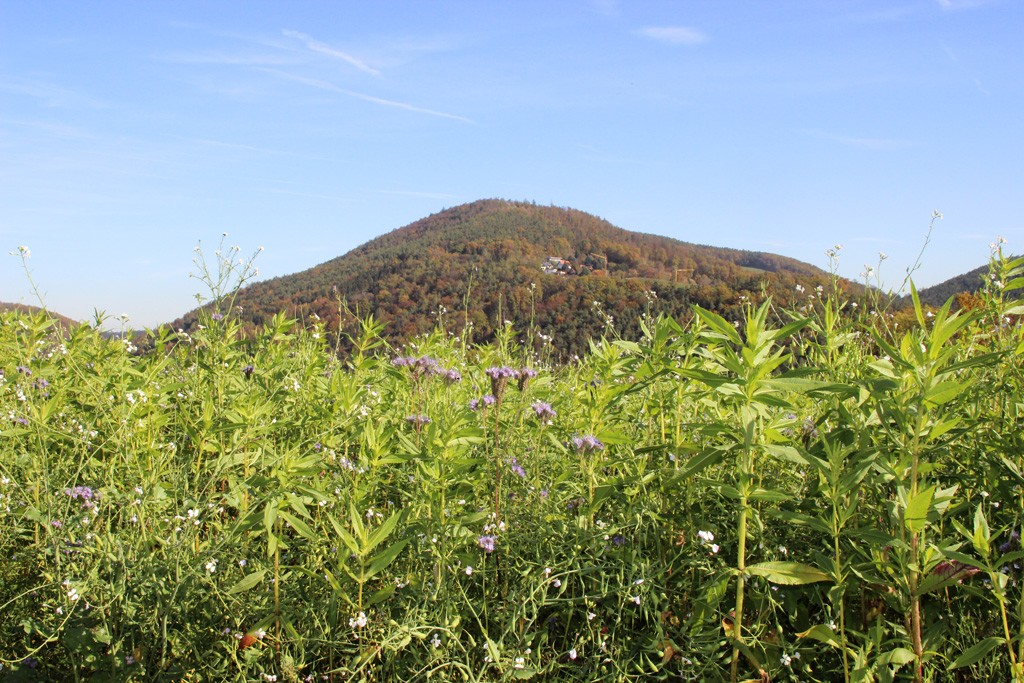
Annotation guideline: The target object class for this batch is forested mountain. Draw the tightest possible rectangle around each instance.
[0,302,79,335]
[913,258,1021,308]
[172,199,844,356]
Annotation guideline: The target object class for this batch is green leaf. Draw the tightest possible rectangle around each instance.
[769,511,832,536]
[366,583,397,606]
[746,561,830,585]
[797,624,843,648]
[262,497,280,535]
[923,381,965,407]
[973,505,991,557]
[228,570,267,595]
[949,637,1003,670]
[904,486,936,534]
[672,448,727,481]
[748,488,792,503]
[692,305,742,345]
[877,647,916,668]
[365,511,402,555]
[279,510,316,541]
[364,539,410,581]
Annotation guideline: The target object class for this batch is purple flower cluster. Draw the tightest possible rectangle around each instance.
[485,366,518,380]
[470,395,497,411]
[211,313,224,321]
[1000,530,1020,554]
[531,401,556,420]
[394,355,440,376]
[478,535,497,553]
[65,486,98,501]
[16,365,31,376]
[505,457,527,479]
[394,355,462,384]
[242,365,255,380]
[65,486,100,509]
[571,435,605,453]
[405,415,431,427]
[485,366,517,402]
[517,367,538,391]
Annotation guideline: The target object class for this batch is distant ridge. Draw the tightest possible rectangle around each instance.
[1,302,79,334]
[913,257,1021,307]
[171,199,843,355]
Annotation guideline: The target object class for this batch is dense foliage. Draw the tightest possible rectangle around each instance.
[171,200,842,358]
[3,245,1024,683]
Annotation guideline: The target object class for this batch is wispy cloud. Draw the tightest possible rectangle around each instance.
[162,50,297,66]
[375,189,461,201]
[283,30,380,76]
[941,43,991,96]
[635,26,707,46]
[802,128,918,149]
[838,6,919,24]
[0,77,107,108]
[260,69,476,124]
[265,188,352,201]
[935,0,997,10]
[589,0,620,16]
[169,135,324,160]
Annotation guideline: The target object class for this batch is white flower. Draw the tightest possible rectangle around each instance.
[349,612,368,628]
[513,657,525,669]
[431,633,441,648]
[465,566,473,576]
[778,545,788,556]
[631,595,641,605]
[569,648,577,660]
[588,612,596,620]
[205,559,218,573]
[698,530,714,544]
[67,587,80,601]
[711,544,720,554]
[781,653,792,666]
[544,567,551,576]
[553,579,562,588]
[255,628,267,639]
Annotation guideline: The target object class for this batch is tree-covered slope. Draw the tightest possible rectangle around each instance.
[913,258,1021,307]
[172,199,842,355]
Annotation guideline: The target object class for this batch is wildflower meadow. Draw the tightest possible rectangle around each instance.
[2,243,1024,682]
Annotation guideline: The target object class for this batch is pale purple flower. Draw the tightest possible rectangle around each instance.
[531,401,556,420]
[571,435,604,453]
[506,457,526,478]
[478,535,497,553]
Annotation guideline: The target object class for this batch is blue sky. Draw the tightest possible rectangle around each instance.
[2,0,1021,327]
